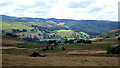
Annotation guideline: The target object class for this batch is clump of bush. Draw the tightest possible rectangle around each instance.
[30,52,46,57]
[62,47,66,51]
[30,52,41,57]
[107,45,120,54]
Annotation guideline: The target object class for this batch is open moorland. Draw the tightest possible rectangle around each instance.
[2,34,119,66]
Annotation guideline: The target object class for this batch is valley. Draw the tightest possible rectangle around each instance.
[1,15,119,66]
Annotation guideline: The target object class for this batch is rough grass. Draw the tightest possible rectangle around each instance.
[2,54,118,66]
[2,34,119,66]
[68,54,119,57]
[57,43,116,51]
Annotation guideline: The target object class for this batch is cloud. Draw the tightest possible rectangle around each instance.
[0,0,119,21]
[89,7,102,13]
[69,1,92,8]
[0,2,9,6]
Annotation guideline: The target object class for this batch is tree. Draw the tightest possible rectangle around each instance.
[43,49,46,51]
[106,36,109,38]
[57,40,61,43]
[6,33,18,38]
[62,47,66,51]
[51,47,53,50]
[48,40,56,44]
[64,36,68,43]
[12,29,21,32]
[46,46,49,50]
[69,40,74,44]
[85,40,92,44]
[77,39,85,43]
[22,29,27,32]
[106,45,113,54]
[117,37,120,41]
[53,34,56,37]
[115,34,118,36]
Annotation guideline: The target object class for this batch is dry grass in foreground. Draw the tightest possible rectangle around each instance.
[2,54,118,66]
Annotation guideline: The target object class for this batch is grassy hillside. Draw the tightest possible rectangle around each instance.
[2,34,26,45]
[23,22,52,27]
[2,21,52,32]
[2,34,49,48]
[2,21,33,32]
[97,29,120,38]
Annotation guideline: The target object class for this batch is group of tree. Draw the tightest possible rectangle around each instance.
[21,36,40,43]
[61,36,92,44]
[6,33,18,38]
[42,46,54,51]
[48,40,56,44]
[47,34,61,39]
[77,39,92,44]
[12,29,27,33]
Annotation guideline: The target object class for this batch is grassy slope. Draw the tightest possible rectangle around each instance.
[2,21,33,32]
[52,29,89,38]
[55,30,76,37]
[79,32,89,36]
[2,35,26,44]
[97,29,120,38]
[2,21,52,32]
[2,34,49,48]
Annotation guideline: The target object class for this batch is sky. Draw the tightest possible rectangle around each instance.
[0,0,119,21]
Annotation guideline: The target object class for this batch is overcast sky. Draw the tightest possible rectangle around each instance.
[0,0,119,21]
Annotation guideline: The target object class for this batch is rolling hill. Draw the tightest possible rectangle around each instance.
[1,15,119,37]
[97,29,120,38]
[2,21,33,32]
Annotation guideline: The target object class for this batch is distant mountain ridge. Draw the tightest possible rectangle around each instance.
[1,15,119,37]
[0,15,117,23]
